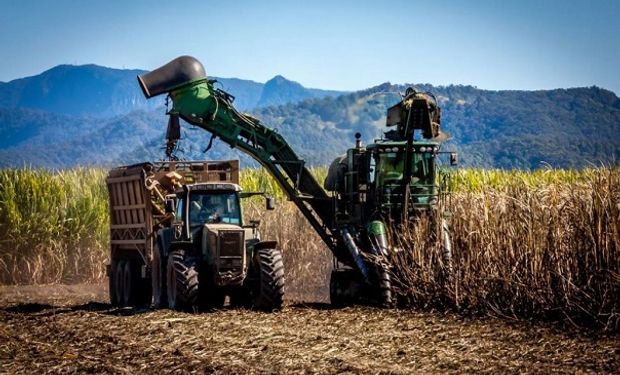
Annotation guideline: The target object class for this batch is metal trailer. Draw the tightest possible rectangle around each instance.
[106,160,239,306]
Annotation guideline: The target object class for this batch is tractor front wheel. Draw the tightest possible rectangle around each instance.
[166,250,199,311]
[250,248,285,311]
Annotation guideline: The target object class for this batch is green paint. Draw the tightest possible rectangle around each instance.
[367,220,386,236]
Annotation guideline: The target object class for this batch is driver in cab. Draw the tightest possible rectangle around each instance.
[190,196,226,225]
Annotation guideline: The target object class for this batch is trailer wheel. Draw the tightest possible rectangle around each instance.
[250,248,284,311]
[109,259,118,306]
[152,243,167,308]
[166,250,200,311]
[114,260,125,306]
[122,260,135,306]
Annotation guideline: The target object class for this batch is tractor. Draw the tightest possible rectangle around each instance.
[107,160,284,311]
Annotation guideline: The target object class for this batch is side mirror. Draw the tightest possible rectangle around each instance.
[165,198,176,214]
[266,197,275,211]
[450,152,458,166]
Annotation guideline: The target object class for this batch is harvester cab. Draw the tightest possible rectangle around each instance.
[326,88,453,224]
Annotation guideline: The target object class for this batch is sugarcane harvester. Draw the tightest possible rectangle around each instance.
[138,56,454,306]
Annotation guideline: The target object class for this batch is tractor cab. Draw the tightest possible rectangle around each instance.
[168,182,243,240]
[179,183,243,227]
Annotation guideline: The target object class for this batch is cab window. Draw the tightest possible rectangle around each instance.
[174,197,184,223]
[188,192,241,226]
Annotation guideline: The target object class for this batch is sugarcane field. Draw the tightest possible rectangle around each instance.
[1,2,620,374]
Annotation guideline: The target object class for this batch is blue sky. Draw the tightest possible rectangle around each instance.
[1,0,618,94]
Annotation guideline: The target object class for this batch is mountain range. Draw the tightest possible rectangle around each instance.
[0,64,618,169]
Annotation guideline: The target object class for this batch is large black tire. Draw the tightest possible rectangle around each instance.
[135,268,152,308]
[122,260,135,307]
[116,259,151,308]
[152,243,167,308]
[375,263,393,307]
[166,250,200,311]
[109,259,118,306]
[250,248,285,311]
[114,260,125,306]
[330,268,358,307]
[330,266,392,307]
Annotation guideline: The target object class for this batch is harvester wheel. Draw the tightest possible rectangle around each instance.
[330,268,357,307]
[330,266,392,307]
[166,250,200,311]
[250,248,284,311]
[151,243,167,308]
[114,260,125,306]
[122,260,135,307]
[375,264,393,307]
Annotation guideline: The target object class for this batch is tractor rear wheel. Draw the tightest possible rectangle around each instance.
[166,250,200,311]
[250,248,284,311]
[152,243,167,308]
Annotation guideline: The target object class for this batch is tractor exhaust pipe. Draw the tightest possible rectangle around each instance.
[138,55,207,98]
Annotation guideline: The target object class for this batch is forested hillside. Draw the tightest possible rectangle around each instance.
[1,65,618,169]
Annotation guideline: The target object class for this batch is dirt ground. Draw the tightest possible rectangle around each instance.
[0,284,618,374]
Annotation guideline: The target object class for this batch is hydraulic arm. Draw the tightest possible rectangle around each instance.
[138,56,339,259]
